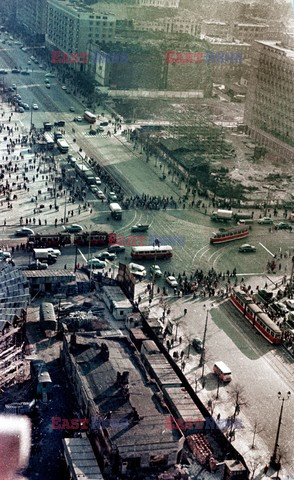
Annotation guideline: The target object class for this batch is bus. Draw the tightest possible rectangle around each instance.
[39,302,58,337]
[44,133,54,150]
[84,111,96,123]
[131,245,173,260]
[57,138,69,153]
[109,202,122,220]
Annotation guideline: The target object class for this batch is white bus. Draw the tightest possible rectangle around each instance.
[57,138,69,153]
[109,202,122,220]
[131,245,173,260]
[44,133,54,150]
[84,111,96,123]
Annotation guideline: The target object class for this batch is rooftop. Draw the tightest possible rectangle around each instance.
[66,334,182,449]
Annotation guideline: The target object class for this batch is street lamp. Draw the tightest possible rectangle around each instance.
[270,391,291,470]
[30,105,33,130]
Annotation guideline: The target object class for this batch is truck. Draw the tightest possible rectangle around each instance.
[109,202,122,220]
[211,209,233,221]
[57,139,69,153]
[33,248,60,261]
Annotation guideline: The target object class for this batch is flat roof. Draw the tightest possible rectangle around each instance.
[103,286,132,309]
[63,437,104,480]
[23,270,76,279]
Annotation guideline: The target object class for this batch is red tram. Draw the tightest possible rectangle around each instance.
[210,226,249,244]
[230,287,282,344]
[73,231,115,247]
[27,232,71,248]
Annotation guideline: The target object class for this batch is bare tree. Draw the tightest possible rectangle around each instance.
[228,384,248,441]
[250,419,264,449]
[248,458,262,480]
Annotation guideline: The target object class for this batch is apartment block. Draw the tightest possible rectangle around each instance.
[136,0,179,7]
[244,40,294,160]
[16,0,47,41]
[46,0,116,69]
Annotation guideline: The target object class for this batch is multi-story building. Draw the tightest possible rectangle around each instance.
[16,0,47,42]
[201,21,229,40]
[244,40,294,160]
[61,333,184,474]
[134,15,200,36]
[136,0,179,7]
[46,0,116,70]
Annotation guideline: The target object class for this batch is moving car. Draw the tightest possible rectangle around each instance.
[15,227,34,237]
[192,337,203,353]
[128,263,147,278]
[285,299,294,310]
[238,244,256,253]
[0,69,8,74]
[11,68,21,74]
[45,72,56,78]
[108,192,118,202]
[258,217,273,225]
[61,85,67,90]
[275,222,292,231]
[28,261,48,270]
[96,190,105,199]
[150,265,162,277]
[0,251,11,259]
[87,259,106,269]
[21,70,30,75]
[95,177,101,185]
[74,116,83,122]
[131,224,149,232]
[89,129,96,135]
[45,83,50,89]
[166,276,178,287]
[275,302,289,315]
[108,244,125,253]
[100,121,109,126]
[32,104,39,110]
[69,107,75,112]
[65,224,83,233]
[90,185,99,194]
[96,252,116,261]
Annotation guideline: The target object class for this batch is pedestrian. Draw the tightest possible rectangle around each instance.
[64,264,67,269]
[179,336,182,344]
[184,308,187,315]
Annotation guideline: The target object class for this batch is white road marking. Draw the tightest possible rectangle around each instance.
[78,249,87,262]
[259,242,274,257]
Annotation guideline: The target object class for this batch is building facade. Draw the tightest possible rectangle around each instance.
[244,40,294,160]
[16,0,47,42]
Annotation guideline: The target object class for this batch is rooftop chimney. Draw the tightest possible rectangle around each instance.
[101,343,109,361]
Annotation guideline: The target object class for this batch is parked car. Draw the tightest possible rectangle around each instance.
[21,70,30,75]
[23,103,30,110]
[95,177,101,185]
[275,222,292,231]
[100,121,109,126]
[96,252,116,261]
[258,217,273,225]
[108,192,118,202]
[87,259,106,269]
[89,129,96,136]
[11,68,21,74]
[90,185,99,194]
[192,337,203,353]
[0,69,8,74]
[15,227,34,237]
[166,276,178,287]
[65,224,83,233]
[108,244,125,253]
[69,106,75,112]
[45,83,50,89]
[150,265,162,277]
[238,244,256,253]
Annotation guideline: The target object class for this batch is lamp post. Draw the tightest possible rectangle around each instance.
[270,391,291,470]
[30,105,34,131]
[290,255,294,292]
[199,303,214,380]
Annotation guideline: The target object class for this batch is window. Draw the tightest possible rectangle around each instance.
[120,310,124,315]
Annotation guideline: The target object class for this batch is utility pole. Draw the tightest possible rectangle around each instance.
[199,303,213,379]
[270,391,291,470]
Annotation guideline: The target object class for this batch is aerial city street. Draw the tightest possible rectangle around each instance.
[0,1,293,480]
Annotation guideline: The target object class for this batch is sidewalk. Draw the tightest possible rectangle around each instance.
[135,279,293,479]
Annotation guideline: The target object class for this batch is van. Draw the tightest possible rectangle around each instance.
[213,361,231,382]
[128,263,146,277]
